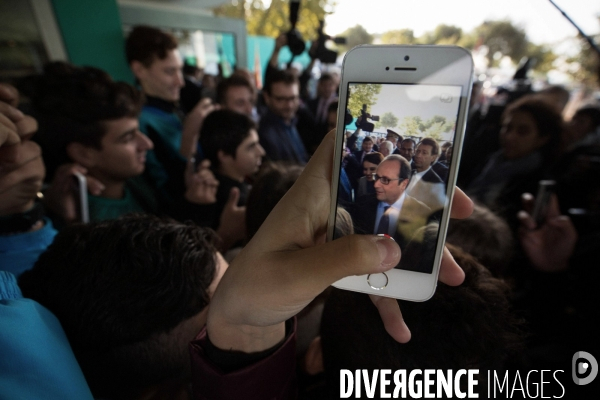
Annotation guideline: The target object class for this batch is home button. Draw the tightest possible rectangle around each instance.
[367,273,388,290]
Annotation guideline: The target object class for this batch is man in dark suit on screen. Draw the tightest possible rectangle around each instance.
[350,155,435,272]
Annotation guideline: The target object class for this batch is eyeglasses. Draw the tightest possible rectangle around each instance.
[371,174,404,185]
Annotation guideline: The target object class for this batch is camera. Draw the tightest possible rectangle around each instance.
[286,1,345,63]
[357,104,379,132]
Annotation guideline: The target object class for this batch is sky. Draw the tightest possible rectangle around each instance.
[325,0,600,46]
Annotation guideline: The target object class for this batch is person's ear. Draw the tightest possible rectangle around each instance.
[304,336,324,376]
[400,178,409,190]
[130,60,147,81]
[217,149,233,167]
[66,142,97,169]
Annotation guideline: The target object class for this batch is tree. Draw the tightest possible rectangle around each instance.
[527,43,558,75]
[460,20,528,66]
[380,29,416,45]
[339,25,373,52]
[347,84,382,118]
[213,0,336,39]
[399,116,422,137]
[420,24,462,45]
[380,112,399,129]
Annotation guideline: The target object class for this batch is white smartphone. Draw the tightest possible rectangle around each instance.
[72,171,90,223]
[327,45,473,301]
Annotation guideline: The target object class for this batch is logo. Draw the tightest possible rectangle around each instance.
[440,94,453,103]
[572,351,598,385]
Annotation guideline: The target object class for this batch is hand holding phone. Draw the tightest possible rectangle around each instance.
[327,45,473,301]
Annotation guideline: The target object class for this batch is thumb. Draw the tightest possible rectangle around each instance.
[278,235,400,293]
[227,187,240,208]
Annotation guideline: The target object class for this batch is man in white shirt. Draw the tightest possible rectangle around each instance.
[406,138,447,211]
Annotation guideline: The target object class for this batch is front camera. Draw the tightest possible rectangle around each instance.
[385,66,389,71]
[404,55,410,61]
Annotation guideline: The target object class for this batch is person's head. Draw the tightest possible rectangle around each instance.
[568,105,600,142]
[317,72,336,99]
[126,26,183,101]
[536,85,570,113]
[385,129,402,146]
[327,101,338,132]
[30,62,150,184]
[413,137,439,172]
[216,75,255,117]
[379,140,394,157]
[445,145,453,164]
[18,214,226,398]
[399,138,416,161]
[446,203,513,276]
[361,136,374,152]
[245,162,304,240]
[441,141,452,153]
[182,61,203,81]
[320,245,523,396]
[500,96,563,161]
[362,151,384,180]
[374,155,411,205]
[263,69,300,123]
[199,109,264,181]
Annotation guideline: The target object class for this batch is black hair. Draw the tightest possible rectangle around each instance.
[503,96,564,163]
[19,214,218,397]
[125,25,178,67]
[27,61,144,180]
[216,75,254,105]
[263,69,299,95]
[199,109,257,169]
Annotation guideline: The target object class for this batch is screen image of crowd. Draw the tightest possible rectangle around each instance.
[333,83,462,273]
[2,25,600,399]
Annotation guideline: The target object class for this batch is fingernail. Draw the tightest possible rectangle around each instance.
[374,235,400,268]
[11,108,24,119]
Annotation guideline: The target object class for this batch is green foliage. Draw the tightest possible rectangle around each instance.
[339,25,373,52]
[213,0,336,39]
[564,34,600,86]
[399,115,455,140]
[527,43,558,75]
[463,20,528,66]
[347,84,382,118]
[419,24,462,45]
[380,29,416,45]
[380,112,399,128]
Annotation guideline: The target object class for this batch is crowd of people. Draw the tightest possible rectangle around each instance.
[1,24,600,399]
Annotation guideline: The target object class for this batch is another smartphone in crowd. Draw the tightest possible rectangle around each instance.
[327,45,473,301]
[531,180,556,227]
[72,171,90,223]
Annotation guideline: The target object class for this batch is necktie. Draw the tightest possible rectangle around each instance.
[377,206,390,235]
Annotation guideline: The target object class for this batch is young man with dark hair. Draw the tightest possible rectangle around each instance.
[18,214,227,399]
[125,25,188,200]
[406,137,447,211]
[216,75,255,118]
[199,109,265,231]
[259,69,308,164]
[29,62,216,223]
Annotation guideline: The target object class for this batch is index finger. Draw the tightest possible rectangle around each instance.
[0,84,19,107]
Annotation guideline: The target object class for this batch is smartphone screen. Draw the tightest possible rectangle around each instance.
[332,82,463,274]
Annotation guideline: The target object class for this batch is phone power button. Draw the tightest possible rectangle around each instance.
[367,273,388,290]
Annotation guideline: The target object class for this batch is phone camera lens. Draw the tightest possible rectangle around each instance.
[385,66,389,71]
[404,55,410,61]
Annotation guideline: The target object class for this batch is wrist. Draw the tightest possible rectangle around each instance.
[206,317,286,353]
